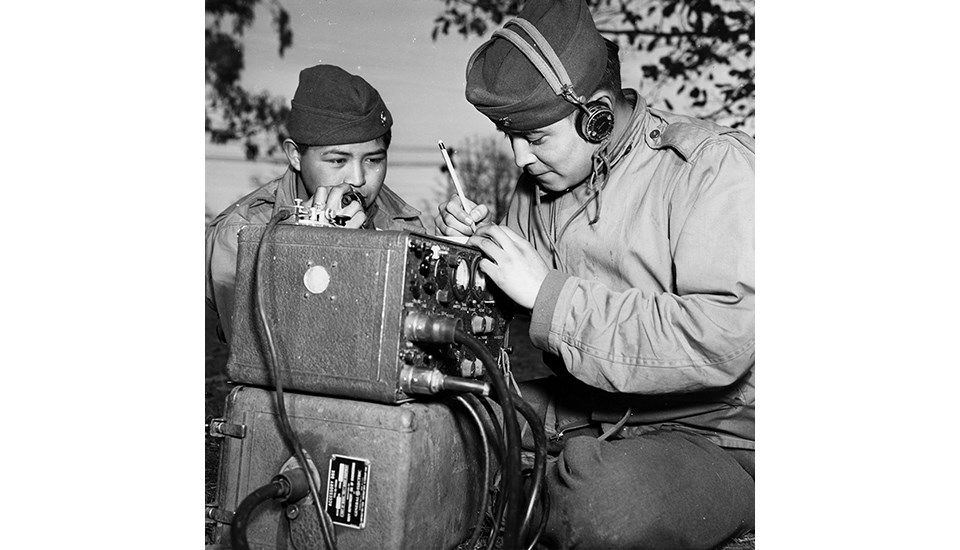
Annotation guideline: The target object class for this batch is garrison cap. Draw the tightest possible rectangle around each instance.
[287,64,392,146]
[465,0,607,131]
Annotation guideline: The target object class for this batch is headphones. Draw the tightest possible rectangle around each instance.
[487,18,614,144]
[576,100,615,143]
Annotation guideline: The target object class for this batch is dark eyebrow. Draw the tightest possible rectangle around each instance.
[321,147,387,157]
[498,128,544,139]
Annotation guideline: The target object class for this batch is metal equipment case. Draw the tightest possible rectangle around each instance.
[209,386,488,550]
[227,225,512,403]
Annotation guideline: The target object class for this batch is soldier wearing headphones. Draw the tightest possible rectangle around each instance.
[436,1,755,548]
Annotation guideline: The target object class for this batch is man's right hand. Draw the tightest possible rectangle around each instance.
[305,184,368,229]
[435,196,490,236]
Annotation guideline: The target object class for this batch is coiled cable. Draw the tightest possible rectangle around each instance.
[454,329,522,549]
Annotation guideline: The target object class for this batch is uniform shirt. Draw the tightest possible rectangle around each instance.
[503,93,755,449]
[205,168,424,343]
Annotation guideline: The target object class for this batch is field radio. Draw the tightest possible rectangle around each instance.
[226,224,516,404]
[208,220,544,550]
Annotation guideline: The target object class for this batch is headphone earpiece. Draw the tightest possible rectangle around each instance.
[577,101,615,143]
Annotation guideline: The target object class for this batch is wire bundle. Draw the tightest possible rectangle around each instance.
[454,330,549,550]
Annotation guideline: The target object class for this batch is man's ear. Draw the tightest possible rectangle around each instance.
[586,89,614,109]
[282,139,301,171]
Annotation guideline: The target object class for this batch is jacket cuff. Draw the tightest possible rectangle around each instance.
[529,269,570,352]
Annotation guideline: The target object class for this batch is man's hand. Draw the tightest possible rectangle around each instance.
[435,196,490,237]
[306,184,367,229]
[468,225,549,310]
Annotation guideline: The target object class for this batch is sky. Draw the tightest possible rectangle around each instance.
[240,0,494,149]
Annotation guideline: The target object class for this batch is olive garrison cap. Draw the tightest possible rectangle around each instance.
[465,0,607,131]
[287,64,392,146]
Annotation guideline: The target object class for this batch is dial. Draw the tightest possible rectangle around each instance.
[473,269,487,293]
[454,257,470,288]
[433,259,450,288]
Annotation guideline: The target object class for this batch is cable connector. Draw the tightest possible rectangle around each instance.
[271,467,311,504]
[403,311,461,343]
[400,366,490,397]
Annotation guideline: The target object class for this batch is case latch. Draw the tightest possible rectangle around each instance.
[206,505,235,524]
[206,417,246,439]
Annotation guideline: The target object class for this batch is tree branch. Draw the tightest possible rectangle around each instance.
[595,26,741,39]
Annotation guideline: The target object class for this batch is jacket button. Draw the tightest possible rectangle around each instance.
[649,129,661,139]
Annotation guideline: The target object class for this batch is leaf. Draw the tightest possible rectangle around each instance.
[273,7,292,56]
[244,142,259,160]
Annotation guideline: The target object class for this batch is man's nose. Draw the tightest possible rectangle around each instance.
[510,137,536,169]
[344,161,366,187]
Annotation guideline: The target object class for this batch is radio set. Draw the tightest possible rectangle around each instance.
[226,224,516,403]
[208,222,532,550]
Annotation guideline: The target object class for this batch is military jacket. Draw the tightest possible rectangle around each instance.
[503,94,755,449]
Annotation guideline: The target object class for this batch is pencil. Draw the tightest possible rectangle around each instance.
[438,140,476,230]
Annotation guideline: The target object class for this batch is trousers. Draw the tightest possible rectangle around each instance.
[518,380,755,550]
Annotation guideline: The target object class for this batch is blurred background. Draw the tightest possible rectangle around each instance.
[206,0,755,230]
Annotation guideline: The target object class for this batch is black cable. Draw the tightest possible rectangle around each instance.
[455,395,492,550]
[477,395,505,462]
[530,475,550,548]
[230,480,286,550]
[486,493,508,550]
[512,396,548,550]
[454,330,522,550]
[468,395,507,550]
[483,436,513,550]
[472,390,518,550]
[254,211,338,550]
[479,393,549,550]
[457,398,505,550]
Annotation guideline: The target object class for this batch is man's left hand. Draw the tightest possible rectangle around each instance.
[467,225,549,310]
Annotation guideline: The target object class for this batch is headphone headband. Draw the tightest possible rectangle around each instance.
[492,18,587,108]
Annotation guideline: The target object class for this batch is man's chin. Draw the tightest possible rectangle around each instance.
[532,172,571,192]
